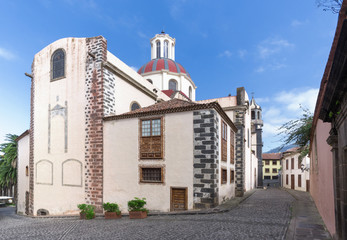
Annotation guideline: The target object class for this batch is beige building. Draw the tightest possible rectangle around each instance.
[17,32,261,216]
[262,153,281,187]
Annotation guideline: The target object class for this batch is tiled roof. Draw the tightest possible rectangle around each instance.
[104,99,238,132]
[137,58,191,78]
[162,90,191,101]
[262,153,282,160]
[284,147,300,153]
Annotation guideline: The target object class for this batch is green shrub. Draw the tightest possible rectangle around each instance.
[77,204,95,220]
[127,197,148,212]
[103,202,121,214]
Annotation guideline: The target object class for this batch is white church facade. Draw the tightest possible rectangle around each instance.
[16,33,262,216]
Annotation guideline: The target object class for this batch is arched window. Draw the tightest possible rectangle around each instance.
[164,41,168,58]
[131,102,141,111]
[147,79,153,84]
[52,49,65,80]
[251,111,255,120]
[189,86,192,99]
[156,41,161,58]
[169,80,177,91]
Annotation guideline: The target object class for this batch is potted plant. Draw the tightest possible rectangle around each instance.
[77,204,95,220]
[127,197,148,219]
[103,202,122,219]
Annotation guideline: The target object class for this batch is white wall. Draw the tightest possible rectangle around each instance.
[104,111,194,212]
[282,153,310,191]
[17,134,30,214]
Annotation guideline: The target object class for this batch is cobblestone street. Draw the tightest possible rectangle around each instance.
[1,189,296,240]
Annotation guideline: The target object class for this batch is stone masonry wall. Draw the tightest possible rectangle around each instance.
[103,68,116,116]
[234,110,245,197]
[85,36,107,213]
[193,109,219,209]
[29,63,35,215]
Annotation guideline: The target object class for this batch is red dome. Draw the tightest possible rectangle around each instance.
[138,58,191,78]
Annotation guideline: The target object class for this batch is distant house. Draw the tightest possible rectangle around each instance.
[281,147,310,192]
[310,1,347,238]
[262,153,281,187]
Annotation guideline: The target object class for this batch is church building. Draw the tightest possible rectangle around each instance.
[16,32,262,216]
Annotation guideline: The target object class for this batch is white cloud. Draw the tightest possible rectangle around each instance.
[255,97,269,104]
[257,37,294,59]
[0,48,16,60]
[218,50,232,58]
[255,66,265,73]
[274,88,318,113]
[137,31,148,39]
[238,49,247,59]
[291,20,303,27]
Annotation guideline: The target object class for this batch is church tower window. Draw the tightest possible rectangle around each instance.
[169,80,177,90]
[251,111,255,119]
[51,49,65,80]
[156,41,161,58]
[164,41,168,58]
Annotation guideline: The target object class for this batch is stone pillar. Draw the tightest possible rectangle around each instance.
[193,110,219,209]
[234,110,245,197]
[85,36,107,213]
[256,126,263,187]
[29,63,35,216]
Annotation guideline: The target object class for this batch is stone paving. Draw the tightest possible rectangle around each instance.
[0,189,295,240]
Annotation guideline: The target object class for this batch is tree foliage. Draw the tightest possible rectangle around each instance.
[316,0,342,13]
[278,108,313,158]
[0,134,18,189]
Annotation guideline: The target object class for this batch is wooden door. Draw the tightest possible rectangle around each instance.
[291,175,295,189]
[25,191,29,215]
[306,180,310,192]
[171,187,187,211]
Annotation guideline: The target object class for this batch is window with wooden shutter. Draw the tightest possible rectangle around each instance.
[286,159,288,169]
[140,118,163,159]
[230,130,235,164]
[221,121,227,161]
[140,167,163,183]
[230,170,234,183]
[291,158,294,170]
[221,169,227,184]
[298,174,302,187]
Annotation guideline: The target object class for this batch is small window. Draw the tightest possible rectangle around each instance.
[272,160,276,165]
[131,102,141,111]
[221,121,227,161]
[298,159,301,169]
[51,49,65,80]
[286,175,289,185]
[230,170,234,183]
[265,160,269,165]
[140,118,163,159]
[147,79,153,84]
[265,168,270,173]
[257,112,260,120]
[264,176,271,179]
[25,166,29,177]
[169,80,177,91]
[298,175,302,187]
[140,167,163,183]
[272,168,277,173]
[189,86,192,99]
[156,41,161,58]
[291,158,294,170]
[251,111,255,120]
[286,159,288,169]
[164,41,168,58]
[272,176,278,180]
[221,169,227,184]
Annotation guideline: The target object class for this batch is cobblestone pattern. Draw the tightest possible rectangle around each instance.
[193,110,219,209]
[103,68,116,116]
[29,62,35,216]
[85,36,107,213]
[234,110,245,197]
[0,189,295,240]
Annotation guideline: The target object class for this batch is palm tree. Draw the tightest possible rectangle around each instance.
[0,134,18,198]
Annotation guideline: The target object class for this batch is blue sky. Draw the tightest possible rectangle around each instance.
[0,0,338,152]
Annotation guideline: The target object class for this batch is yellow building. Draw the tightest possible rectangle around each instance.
[262,153,281,185]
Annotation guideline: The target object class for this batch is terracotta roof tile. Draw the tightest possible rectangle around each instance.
[262,153,282,160]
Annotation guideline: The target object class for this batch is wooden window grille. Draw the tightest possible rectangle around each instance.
[230,130,235,164]
[265,168,270,173]
[52,49,65,80]
[291,158,294,170]
[230,170,235,183]
[221,121,227,161]
[221,169,227,184]
[140,168,163,183]
[140,118,163,159]
[298,175,302,187]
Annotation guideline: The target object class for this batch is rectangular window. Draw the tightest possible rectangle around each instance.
[221,169,227,184]
[272,168,277,173]
[140,167,163,183]
[25,166,29,177]
[298,159,301,169]
[221,121,227,161]
[230,130,235,164]
[286,159,288,170]
[264,176,271,179]
[272,176,278,180]
[140,118,163,159]
[230,170,235,183]
[272,160,276,165]
[265,160,269,165]
[286,175,289,185]
[291,158,294,170]
[298,175,302,187]
[265,168,270,173]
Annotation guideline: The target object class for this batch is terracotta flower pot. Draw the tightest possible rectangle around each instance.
[129,211,147,219]
[105,212,122,219]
